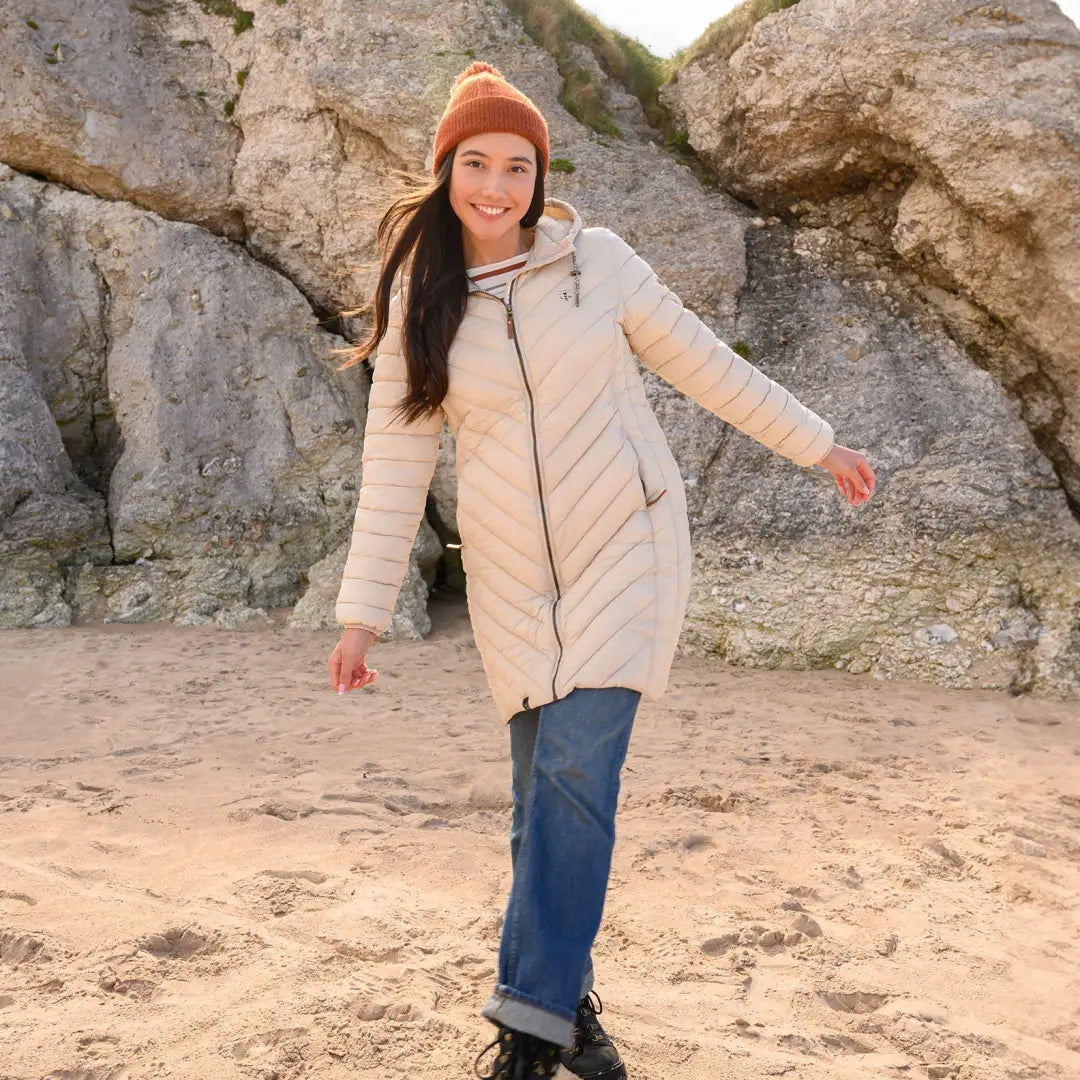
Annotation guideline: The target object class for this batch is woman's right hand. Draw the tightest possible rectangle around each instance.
[328,627,379,694]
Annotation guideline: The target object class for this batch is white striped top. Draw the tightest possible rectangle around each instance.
[465,250,529,302]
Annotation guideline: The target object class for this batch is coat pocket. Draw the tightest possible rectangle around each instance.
[637,468,667,508]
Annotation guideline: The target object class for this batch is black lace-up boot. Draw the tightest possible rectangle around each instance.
[473,1024,562,1079]
[559,992,628,1079]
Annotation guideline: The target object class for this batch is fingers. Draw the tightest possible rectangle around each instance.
[337,659,379,695]
[839,453,874,505]
[848,468,872,504]
[328,647,341,692]
[336,658,357,694]
[348,668,379,690]
[835,471,870,505]
[855,457,875,495]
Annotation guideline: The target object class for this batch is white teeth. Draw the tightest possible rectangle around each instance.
[473,204,508,217]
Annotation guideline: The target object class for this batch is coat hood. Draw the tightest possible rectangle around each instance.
[523,197,583,273]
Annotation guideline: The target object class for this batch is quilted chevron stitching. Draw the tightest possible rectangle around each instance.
[549,434,628,518]
[513,267,575,325]
[591,638,652,690]
[462,545,550,613]
[523,279,607,355]
[544,408,621,493]
[543,368,614,451]
[563,597,654,681]
[468,607,546,688]
[467,587,549,663]
[787,415,826,459]
[565,559,654,639]
[637,316,710,378]
[560,528,651,592]
[456,499,546,573]
[560,486,639,569]
[465,446,545,509]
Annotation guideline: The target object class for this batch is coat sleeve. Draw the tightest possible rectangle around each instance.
[335,294,443,635]
[604,228,836,468]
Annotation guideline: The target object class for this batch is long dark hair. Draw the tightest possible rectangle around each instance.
[334,143,546,425]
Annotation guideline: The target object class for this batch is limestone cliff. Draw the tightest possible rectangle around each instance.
[1,0,1077,695]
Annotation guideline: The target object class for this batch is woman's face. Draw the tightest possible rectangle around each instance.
[448,131,537,242]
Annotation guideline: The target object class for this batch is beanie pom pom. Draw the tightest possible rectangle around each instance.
[454,60,503,87]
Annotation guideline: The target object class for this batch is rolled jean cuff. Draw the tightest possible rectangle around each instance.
[480,985,575,1050]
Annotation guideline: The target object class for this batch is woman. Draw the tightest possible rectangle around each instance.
[328,62,875,1080]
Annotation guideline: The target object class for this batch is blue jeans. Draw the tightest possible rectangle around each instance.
[480,686,641,1049]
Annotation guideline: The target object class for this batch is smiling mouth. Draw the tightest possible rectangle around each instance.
[472,204,510,218]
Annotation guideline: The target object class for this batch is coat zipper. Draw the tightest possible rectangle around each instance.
[468,280,564,700]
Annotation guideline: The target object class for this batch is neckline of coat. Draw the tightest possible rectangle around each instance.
[393,198,583,318]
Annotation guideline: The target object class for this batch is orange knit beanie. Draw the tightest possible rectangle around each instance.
[432,61,549,177]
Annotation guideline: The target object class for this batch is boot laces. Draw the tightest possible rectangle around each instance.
[566,991,611,1058]
[578,991,605,1039]
[474,1025,561,1079]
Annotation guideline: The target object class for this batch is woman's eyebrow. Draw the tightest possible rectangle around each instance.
[460,148,533,165]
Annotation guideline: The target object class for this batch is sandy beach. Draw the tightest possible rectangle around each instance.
[1,593,1078,1080]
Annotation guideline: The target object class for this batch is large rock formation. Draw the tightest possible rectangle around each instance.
[661,0,1080,510]
[0,0,551,313]
[0,0,241,236]
[0,163,432,634]
[1,0,1078,696]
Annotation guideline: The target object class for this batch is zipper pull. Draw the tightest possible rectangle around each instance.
[505,304,513,339]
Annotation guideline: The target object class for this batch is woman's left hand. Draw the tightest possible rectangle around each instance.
[814,444,876,506]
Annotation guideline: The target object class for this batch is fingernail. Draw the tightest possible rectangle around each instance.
[337,684,345,694]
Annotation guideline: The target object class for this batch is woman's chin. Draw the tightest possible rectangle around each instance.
[471,213,518,231]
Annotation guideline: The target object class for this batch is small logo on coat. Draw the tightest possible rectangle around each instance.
[559,288,572,302]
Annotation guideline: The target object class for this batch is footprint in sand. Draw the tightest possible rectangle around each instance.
[39,1064,131,1080]
[1,928,50,966]
[824,710,877,725]
[875,998,1011,1069]
[819,1031,877,1054]
[0,890,37,906]
[351,999,425,1022]
[227,800,318,822]
[679,832,716,852]
[654,785,749,813]
[135,926,219,960]
[701,919,813,958]
[817,989,890,1013]
[233,869,340,919]
[5,783,130,815]
[97,973,158,1002]
[230,1026,311,1062]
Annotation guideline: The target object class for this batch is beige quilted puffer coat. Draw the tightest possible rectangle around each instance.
[336,198,835,723]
